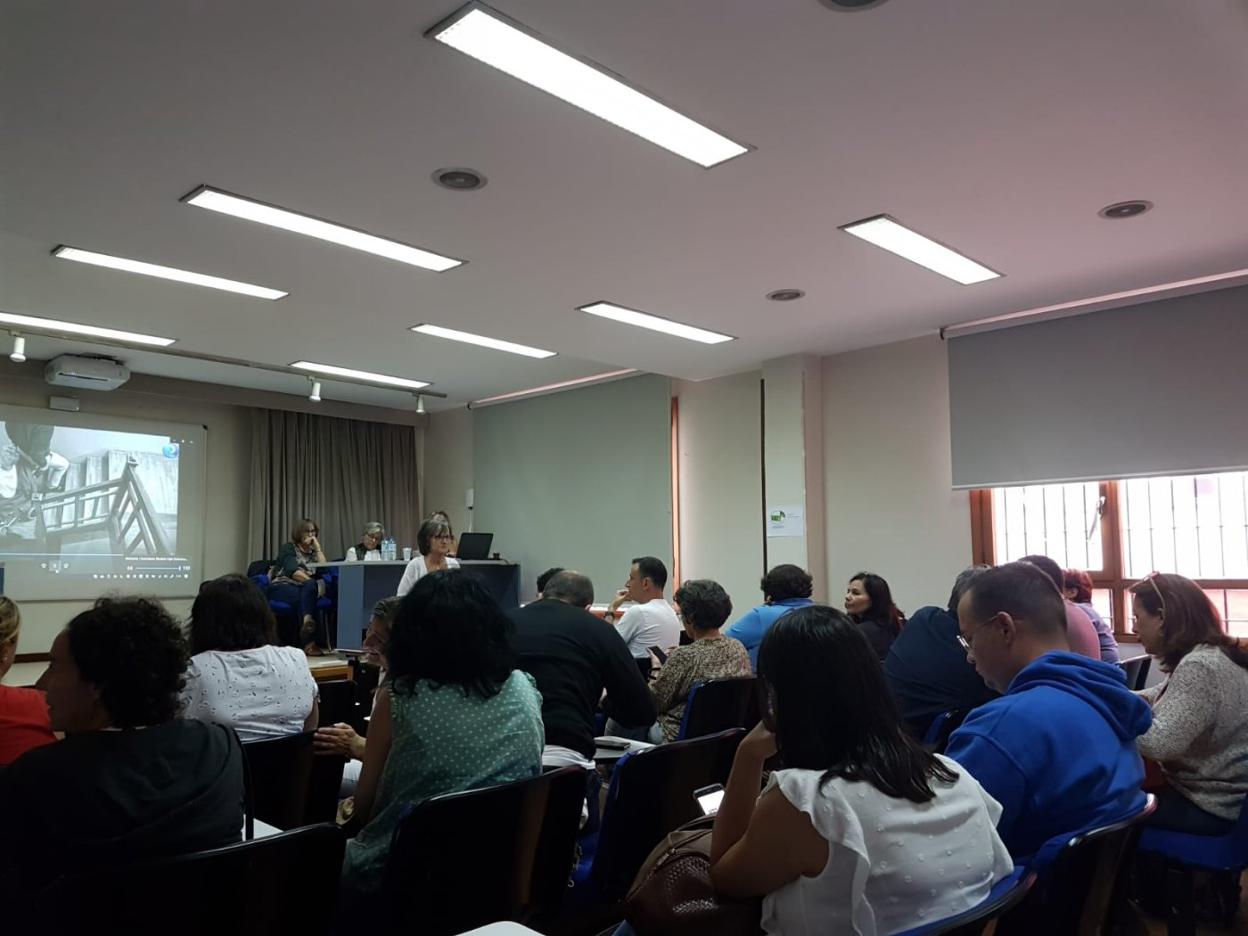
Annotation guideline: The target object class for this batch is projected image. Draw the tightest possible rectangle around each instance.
[0,418,186,577]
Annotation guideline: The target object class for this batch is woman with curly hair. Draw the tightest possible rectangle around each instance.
[0,597,244,899]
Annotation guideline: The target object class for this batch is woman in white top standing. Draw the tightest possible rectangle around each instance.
[396,518,459,596]
[710,606,1013,936]
[181,574,319,742]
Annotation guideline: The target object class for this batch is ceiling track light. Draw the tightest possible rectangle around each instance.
[9,333,27,363]
[415,394,426,415]
[308,378,322,402]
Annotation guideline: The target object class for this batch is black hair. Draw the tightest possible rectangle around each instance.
[964,561,1066,637]
[849,572,905,637]
[631,556,668,591]
[674,579,733,632]
[417,519,454,556]
[947,565,991,616]
[1019,555,1066,594]
[542,571,594,608]
[66,596,189,728]
[536,567,565,594]
[372,595,401,624]
[189,574,276,655]
[757,606,957,802]
[388,571,517,700]
[761,564,813,602]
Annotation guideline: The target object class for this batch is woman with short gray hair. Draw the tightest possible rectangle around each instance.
[345,521,385,562]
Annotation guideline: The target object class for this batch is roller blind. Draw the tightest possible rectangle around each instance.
[947,285,1248,489]
[472,374,673,603]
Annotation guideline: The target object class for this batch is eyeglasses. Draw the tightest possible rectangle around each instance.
[957,612,1000,654]
[1135,571,1167,617]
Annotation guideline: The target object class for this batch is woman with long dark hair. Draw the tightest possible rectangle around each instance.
[1131,572,1248,834]
[340,570,543,903]
[709,607,1011,934]
[844,572,905,660]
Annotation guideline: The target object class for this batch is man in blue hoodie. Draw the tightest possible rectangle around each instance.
[945,561,1151,866]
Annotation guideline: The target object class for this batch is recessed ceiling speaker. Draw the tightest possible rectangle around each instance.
[1098,200,1153,220]
[818,0,893,9]
[433,167,488,191]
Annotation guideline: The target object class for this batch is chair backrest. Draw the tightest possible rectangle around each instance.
[316,678,359,728]
[589,728,745,902]
[894,866,1037,936]
[382,765,587,936]
[34,823,345,936]
[677,676,760,740]
[1119,654,1152,692]
[242,730,316,830]
[922,708,971,754]
[996,794,1156,936]
[246,558,272,579]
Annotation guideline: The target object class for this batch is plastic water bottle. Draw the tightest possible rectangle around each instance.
[384,537,395,561]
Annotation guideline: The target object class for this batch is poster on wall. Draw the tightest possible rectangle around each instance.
[766,505,805,538]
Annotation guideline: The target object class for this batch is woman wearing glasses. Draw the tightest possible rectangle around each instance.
[1131,572,1248,834]
[396,518,460,597]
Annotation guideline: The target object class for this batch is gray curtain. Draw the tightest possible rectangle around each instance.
[248,409,420,563]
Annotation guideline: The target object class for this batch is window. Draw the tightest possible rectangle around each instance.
[973,470,1248,637]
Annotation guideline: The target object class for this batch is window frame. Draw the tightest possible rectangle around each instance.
[971,477,1248,636]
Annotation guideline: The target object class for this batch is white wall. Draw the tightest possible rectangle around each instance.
[674,371,764,615]
[822,335,972,615]
[421,406,474,533]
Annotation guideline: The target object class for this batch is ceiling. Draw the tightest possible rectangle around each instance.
[3,0,1248,411]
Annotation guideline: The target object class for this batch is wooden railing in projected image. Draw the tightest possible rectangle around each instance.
[35,458,173,558]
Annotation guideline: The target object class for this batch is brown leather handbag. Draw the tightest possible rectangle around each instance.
[624,815,764,936]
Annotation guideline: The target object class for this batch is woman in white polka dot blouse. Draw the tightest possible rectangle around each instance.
[707,606,1013,935]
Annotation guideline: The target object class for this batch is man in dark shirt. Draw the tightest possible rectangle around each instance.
[509,570,656,765]
[884,566,998,737]
[0,597,244,913]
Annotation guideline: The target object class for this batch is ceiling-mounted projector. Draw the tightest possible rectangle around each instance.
[45,354,131,391]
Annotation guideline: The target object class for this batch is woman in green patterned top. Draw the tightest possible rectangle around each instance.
[340,570,544,902]
[652,579,753,742]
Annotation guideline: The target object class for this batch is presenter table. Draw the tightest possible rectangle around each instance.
[314,559,521,650]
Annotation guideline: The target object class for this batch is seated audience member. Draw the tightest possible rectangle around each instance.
[709,607,1013,933]
[267,517,328,654]
[396,518,459,596]
[1131,572,1248,834]
[648,580,752,742]
[344,521,385,562]
[0,598,244,902]
[884,566,998,737]
[427,509,456,553]
[316,597,400,794]
[604,556,681,665]
[0,596,55,765]
[944,561,1150,865]
[509,570,655,765]
[1062,568,1120,663]
[340,571,543,904]
[844,572,906,660]
[534,566,565,600]
[1019,554,1100,660]
[724,564,815,668]
[181,574,319,741]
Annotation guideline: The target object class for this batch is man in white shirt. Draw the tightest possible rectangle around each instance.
[604,556,681,661]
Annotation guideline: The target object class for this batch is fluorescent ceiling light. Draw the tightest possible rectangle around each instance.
[411,323,556,359]
[471,368,638,406]
[52,246,287,300]
[839,215,1001,285]
[0,310,176,347]
[579,301,734,344]
[428,4,748,168]
[290,360,430,390]
[183,187,463,273]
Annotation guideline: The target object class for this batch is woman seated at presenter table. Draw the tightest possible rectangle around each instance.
[396,518,459,596]
[267,518,328,655]
[344,521,385,562]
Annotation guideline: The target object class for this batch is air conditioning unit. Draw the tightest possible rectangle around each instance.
[45,354,131,391]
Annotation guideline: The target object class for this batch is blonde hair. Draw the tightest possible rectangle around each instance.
[0,596,20,646]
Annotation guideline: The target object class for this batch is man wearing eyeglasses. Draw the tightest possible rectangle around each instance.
[944,561,1152,868]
